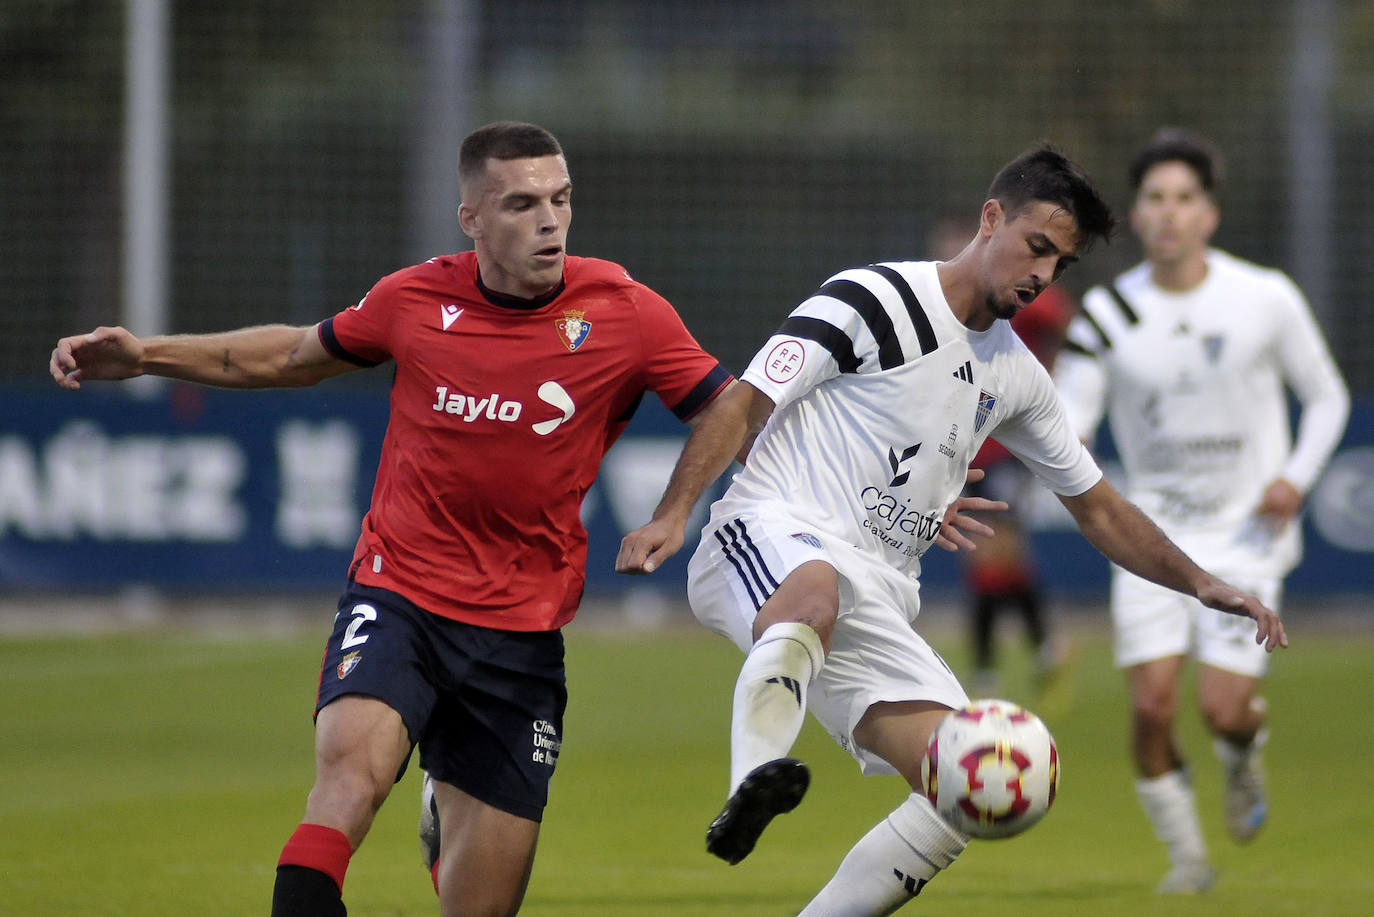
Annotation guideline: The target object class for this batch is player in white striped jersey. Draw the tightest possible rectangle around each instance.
[1054,129,1349,894]
[618,144,1287,916]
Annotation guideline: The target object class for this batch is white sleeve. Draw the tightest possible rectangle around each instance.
[1272,277,1351,492]
[996,361,1103,497]
[740,333,842,412]
[739,268,900,410]
[1051,326,1109,444]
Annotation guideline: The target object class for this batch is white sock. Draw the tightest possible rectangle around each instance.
[1135,770,1208,865]
[797,793,967,917]
[729,622,825,792]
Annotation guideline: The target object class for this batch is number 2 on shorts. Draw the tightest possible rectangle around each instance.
[341,603,377,650]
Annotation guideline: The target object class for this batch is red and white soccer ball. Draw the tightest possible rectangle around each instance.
[921,698,1059,840]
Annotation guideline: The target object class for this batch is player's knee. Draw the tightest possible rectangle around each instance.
[313,705,410,811]
[307,755,397,828]
[752,620,827,671]
[1198,694,1251,735]
[756,561,839,635]
[313,775,384,826]
[855,701,950,790]
[1132,689,1178,729]
[754,595,837,649]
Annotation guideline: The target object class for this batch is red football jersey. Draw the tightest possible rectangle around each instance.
[320,252,730,631]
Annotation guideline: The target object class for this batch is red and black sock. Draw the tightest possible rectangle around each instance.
[270,823,352,917]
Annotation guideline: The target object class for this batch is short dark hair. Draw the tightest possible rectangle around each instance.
[1128,127,1223,194]
[987,143,1116,250]
[459,121,565,194]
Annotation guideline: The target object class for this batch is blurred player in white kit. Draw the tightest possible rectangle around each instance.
[1054,127,1350,894]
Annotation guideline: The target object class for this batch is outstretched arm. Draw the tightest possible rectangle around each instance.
[1058,478,1287,652]
[615,381,774,574]
[50,323,358,390]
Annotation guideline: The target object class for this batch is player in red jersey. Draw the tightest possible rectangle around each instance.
[50,121,732,917]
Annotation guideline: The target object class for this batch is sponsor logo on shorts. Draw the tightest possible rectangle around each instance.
[337,651,361,680]
[790,532,822,549]
[531,718,561,766]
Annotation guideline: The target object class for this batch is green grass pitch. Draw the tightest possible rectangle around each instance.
[2,608,1372,916]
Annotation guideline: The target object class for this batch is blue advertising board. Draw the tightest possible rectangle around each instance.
[2,385,1371,599]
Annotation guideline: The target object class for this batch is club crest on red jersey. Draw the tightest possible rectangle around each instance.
[557,309,592,351]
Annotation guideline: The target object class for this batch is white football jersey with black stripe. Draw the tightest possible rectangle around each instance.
[713,260,1101,577]
[1054,248,1349,577]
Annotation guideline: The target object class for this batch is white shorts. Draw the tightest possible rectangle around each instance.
[687,508,968,777]
[1110,567,1281,677]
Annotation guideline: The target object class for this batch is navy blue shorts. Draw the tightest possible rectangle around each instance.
[315,582,567,822]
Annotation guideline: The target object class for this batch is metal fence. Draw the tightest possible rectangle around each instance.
[4,0,1371,389]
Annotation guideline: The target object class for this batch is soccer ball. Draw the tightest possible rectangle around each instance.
[921,698,1059,840]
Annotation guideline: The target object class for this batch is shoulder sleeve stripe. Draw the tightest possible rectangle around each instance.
[863,264,939,356]
[778,315,862,374]
[318,318,384,367]
[1062,338,1096,358]
[1077,305,1113,351]
[1105,283,1140,325]
[816,278,904,370]
[670,364,734,421]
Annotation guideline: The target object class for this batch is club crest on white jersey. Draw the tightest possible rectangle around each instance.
[975,390,997,433]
